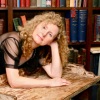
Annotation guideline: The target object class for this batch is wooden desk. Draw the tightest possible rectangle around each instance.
[0,64,100,100]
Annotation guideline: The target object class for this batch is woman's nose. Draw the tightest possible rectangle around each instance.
[42,31,48,37]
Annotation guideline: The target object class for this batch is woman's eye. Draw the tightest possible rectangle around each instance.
[49,33,52,37]
[43,26,46,29]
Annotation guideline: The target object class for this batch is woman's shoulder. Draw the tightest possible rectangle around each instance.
[0,31,21,44]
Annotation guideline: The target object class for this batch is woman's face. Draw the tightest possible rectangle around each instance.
[32,21,59,46]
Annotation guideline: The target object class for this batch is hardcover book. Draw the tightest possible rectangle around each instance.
[70,10,78,42]
[0,19,4,35]
[77,10,87,42]
[13,18,22,31]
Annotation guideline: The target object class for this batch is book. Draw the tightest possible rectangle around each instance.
[98,54,100,75]
[30,0,37,7]
[25,0,30,7]
[13,18,22,31]
[20,15,27,26]
[46,0,51,7]
[37,0,41,7]
[41,0,46,7]
[65,18,70,42]
[17,0,20,7]
[70,9,78,42]
[20,0,25,7]
[77,10,87,42]
[70,0,74,7]
[93,0,99,7]
[90,53,99,75]
[0,19,4,35]
[66,0,70,7]
[94,15,100,42]
[90,47,100,54]
[51,0,56,7]
[1,0,6,7]
[60,0,66,7]
[13,0,17,7]
[56,0,60,7]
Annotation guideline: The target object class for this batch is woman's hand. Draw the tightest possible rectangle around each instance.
[49,78,71,87]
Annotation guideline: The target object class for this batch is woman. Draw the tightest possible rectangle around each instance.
[0,11,70,88]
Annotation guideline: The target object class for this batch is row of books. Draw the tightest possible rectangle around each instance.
[13,15,27,31]
[68,47,86,65]
[13,0,87,8]
[65,9,87,43]
[93,0,100,7]
[0,0,7,7]
[93,14,100,42]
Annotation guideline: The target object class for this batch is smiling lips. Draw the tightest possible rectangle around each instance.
[37,34,43,41]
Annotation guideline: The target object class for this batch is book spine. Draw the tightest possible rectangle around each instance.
[0,19,4,35]
[25,0,30,7]
[46,0,51,7]
[78,10,87,42]
[51,0,56,7]
[95,15,100,41]
[93,0,98,7]
[56,0,60,7]
[41,0,46,7]
[70,0,74,7]
[30,0,37,7]
[37,0,41,7]
[65,18,70,43]
[13,18,20,31]
[70,10,78,42]
[60,0,66,7]
[20,15,27,26]
[1,0,6,7]
[13,0,17,7]
[17,0,20,7]
[20,0,25,7]
[83,0,87,7]
[66,0,70,7]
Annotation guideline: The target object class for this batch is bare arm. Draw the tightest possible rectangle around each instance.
[42,41,62,78]
[6,68,70,88]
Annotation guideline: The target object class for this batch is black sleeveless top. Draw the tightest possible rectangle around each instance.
[0,33,42,74]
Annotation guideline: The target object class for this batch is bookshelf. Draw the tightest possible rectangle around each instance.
[0,0,99,99]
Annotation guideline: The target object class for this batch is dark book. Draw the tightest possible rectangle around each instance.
[13,18,22,31]
[59,0,66,7]
[90,53,99,75]
[93,0,99,7]
[68,47,74,63]
[77,10,87,42]
[70,10,78,42]
[0,19,4,35]
[93,15,100,42]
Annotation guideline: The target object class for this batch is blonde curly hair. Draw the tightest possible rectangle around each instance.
[18,11,69,67]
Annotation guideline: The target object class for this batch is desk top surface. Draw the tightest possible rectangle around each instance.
[0,64,100,100]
